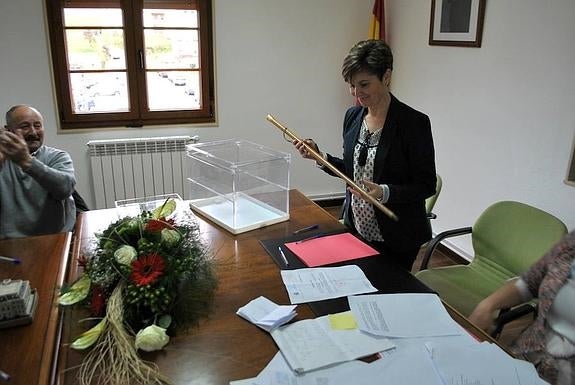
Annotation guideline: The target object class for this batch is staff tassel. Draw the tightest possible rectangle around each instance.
[266,114,398,221]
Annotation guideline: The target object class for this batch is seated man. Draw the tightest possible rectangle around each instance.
[0,105,76,238]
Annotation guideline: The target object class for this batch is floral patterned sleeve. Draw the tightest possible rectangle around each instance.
[520,230,575,298]
[520,254,549,298]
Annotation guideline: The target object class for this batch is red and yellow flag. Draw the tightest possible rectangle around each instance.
[368,0,386,40]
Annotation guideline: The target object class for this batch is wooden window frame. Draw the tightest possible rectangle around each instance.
[46,0,215,130]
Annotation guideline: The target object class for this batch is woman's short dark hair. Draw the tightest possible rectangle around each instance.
[341,39,393,83]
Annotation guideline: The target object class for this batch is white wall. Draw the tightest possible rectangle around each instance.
[0,0,371,208]
[1,0,573,257]
[386,0,575,256]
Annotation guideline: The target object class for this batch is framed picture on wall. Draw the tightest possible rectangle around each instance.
[429,0,486,47]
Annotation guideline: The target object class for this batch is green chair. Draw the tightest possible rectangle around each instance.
[415,201,567,318]
[425,174,442,220]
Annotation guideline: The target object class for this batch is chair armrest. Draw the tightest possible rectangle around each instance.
[490,303,537,338]
[418,227,472,271]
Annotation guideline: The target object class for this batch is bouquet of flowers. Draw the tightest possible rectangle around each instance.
[59,199,217,385]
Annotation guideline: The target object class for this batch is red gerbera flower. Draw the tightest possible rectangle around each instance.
[130,253,166,286]
[145,218,175,232]
[90,285,106,316]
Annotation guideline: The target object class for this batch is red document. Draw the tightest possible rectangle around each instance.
[284,233,378,267]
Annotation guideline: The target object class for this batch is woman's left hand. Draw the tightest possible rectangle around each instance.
[348,179,383,201]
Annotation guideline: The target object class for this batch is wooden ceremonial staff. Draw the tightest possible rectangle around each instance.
[266,114,398,221]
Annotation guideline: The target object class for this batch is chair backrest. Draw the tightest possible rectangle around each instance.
[72,189,90,215]
[472,201,567,276]
[425,174,442,215]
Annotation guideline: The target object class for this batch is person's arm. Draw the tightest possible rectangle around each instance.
[349,179,390,203]
[385,112,436,204]
[1,130,76,199]
[25,150,76,200]
[468,278,527,332]
[292,138,347,176]
[0,130,29,171]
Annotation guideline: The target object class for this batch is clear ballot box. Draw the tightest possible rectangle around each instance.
[115,193,183,210]
[186,139,290,234]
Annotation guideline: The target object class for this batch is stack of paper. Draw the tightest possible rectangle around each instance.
[427,341,550,385]
[236,296,297,332]
[270,313,395,373]
[232,292,549,385]
[348,293,463,338]
[331,345,447,385]
[255,351,368,385]
[280,265,377,304]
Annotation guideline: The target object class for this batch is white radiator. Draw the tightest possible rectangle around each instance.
[87,136,199,209]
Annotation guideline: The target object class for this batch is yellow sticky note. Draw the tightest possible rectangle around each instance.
[328,312,357,330]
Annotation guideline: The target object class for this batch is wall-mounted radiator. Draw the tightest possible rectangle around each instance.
[87,136,199,209]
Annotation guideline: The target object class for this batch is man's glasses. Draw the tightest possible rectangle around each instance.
[357,132,377,167]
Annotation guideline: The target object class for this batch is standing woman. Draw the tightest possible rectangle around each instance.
[294,40,436,271]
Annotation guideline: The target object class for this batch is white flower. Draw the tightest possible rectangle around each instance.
[135,324,170,352]
[161,228,181,246]
[114,245,137,265]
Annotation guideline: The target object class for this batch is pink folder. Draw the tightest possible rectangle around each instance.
[284,233,379,267]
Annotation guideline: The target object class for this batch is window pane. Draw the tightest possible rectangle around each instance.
[70,72,129,114]
[47,0,214,128]
[143,9,198,28]
[66,29,126,71]
[64,8,122,28]
[144,30,199,69]
[147,71,200,111]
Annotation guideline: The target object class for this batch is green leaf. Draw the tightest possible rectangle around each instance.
[71,319,106,350]
[59,275,91,305]
[152,199,176,219]
[157,314,172,329]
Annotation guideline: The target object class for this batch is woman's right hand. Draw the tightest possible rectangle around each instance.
[293,138,320,160]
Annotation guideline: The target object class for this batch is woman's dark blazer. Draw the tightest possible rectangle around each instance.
[324,95,437,252]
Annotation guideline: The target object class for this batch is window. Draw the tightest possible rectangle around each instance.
[46,0,214,129]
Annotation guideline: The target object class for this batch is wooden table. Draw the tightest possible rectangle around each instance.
[55,190,499,385]
[0,232,71,385]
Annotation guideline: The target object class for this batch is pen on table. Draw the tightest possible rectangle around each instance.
[293,224,319,235]
[0,255,21,264]
[278,246,289,266]
[0,369,10,382]
[295,234,323,244]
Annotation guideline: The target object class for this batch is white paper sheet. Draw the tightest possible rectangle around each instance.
[428,341,551,385]
[237,296,297,332]
[333,345,445,385]
[229,379,258,385]
[270,313,394,373]
[255,351,368,385]
[348,293,463,337]
[280,265,377,304]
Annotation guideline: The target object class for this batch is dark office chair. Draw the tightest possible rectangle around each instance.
[491,302,538,338]
[416,201,567,328]
[72,189,90,216]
